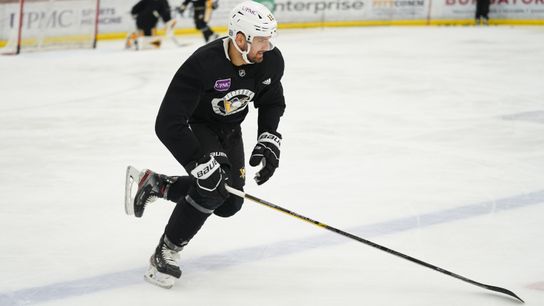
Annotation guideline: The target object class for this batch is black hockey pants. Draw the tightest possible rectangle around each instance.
[166,123,246,217]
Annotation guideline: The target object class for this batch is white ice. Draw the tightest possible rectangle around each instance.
[1,26,544,306]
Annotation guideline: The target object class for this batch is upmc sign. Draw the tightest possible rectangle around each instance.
[12,10,78,29]
[2,3,97,31]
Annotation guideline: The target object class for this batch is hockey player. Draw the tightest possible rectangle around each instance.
[177,0,219,42]
[125,1,285,288]
[126,0,177,50]
[475,0,490,25]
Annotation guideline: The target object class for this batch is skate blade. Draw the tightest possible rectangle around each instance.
[144,265,176,289]
[124,165,141,216]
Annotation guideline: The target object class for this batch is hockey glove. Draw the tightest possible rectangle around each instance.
[212,0,219,10]
[249,132,281,185]
[187,155,229,200]
[176,4,187,15]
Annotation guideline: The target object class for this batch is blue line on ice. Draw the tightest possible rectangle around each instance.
[1,189,543,305]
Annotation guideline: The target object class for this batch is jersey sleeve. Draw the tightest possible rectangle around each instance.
[155,56,206,170]
[254,50,286,135]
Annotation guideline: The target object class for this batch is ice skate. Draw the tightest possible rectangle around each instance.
[125,32,139,50]
[137,36,162,50]
[144,235,184,289]
[124,166,173,217]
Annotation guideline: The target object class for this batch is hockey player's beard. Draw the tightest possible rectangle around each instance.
[251,51,265,63]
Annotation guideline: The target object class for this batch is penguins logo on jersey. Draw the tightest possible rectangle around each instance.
[211,89,255,116]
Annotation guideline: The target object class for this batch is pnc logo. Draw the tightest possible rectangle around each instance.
[214,78,231,92]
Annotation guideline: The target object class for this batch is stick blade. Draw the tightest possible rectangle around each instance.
[485,284,524,303]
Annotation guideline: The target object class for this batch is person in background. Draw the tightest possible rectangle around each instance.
[126,0,177,50]
[177,0,219,42]
[475,0,490,25]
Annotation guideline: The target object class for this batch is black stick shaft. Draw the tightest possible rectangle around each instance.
[226,186,524,303]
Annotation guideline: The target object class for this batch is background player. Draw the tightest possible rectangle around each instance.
[126,0,177,49]
[177,0,219,42]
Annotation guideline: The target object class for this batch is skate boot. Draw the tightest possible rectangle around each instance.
[125,32,139,50]
[144,235,185,289]
[125,166,175,217]
[138,36,162,50]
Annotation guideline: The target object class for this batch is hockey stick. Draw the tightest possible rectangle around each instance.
[168,33,192,47]
[225,186,524,303]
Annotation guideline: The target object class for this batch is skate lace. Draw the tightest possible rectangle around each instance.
[139,170,160,205]
[145,195,157,205]
[162,247,180,266]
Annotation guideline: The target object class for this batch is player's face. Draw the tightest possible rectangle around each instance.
[247,36,274,63]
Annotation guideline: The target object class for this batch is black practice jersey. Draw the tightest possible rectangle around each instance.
[131,0,171,21]
[155,38,286,169]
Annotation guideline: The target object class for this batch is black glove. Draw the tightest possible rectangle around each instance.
[176,4,187,15]
[212,0,219,10]
[249,131,281,185]
[186,155,229,200]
